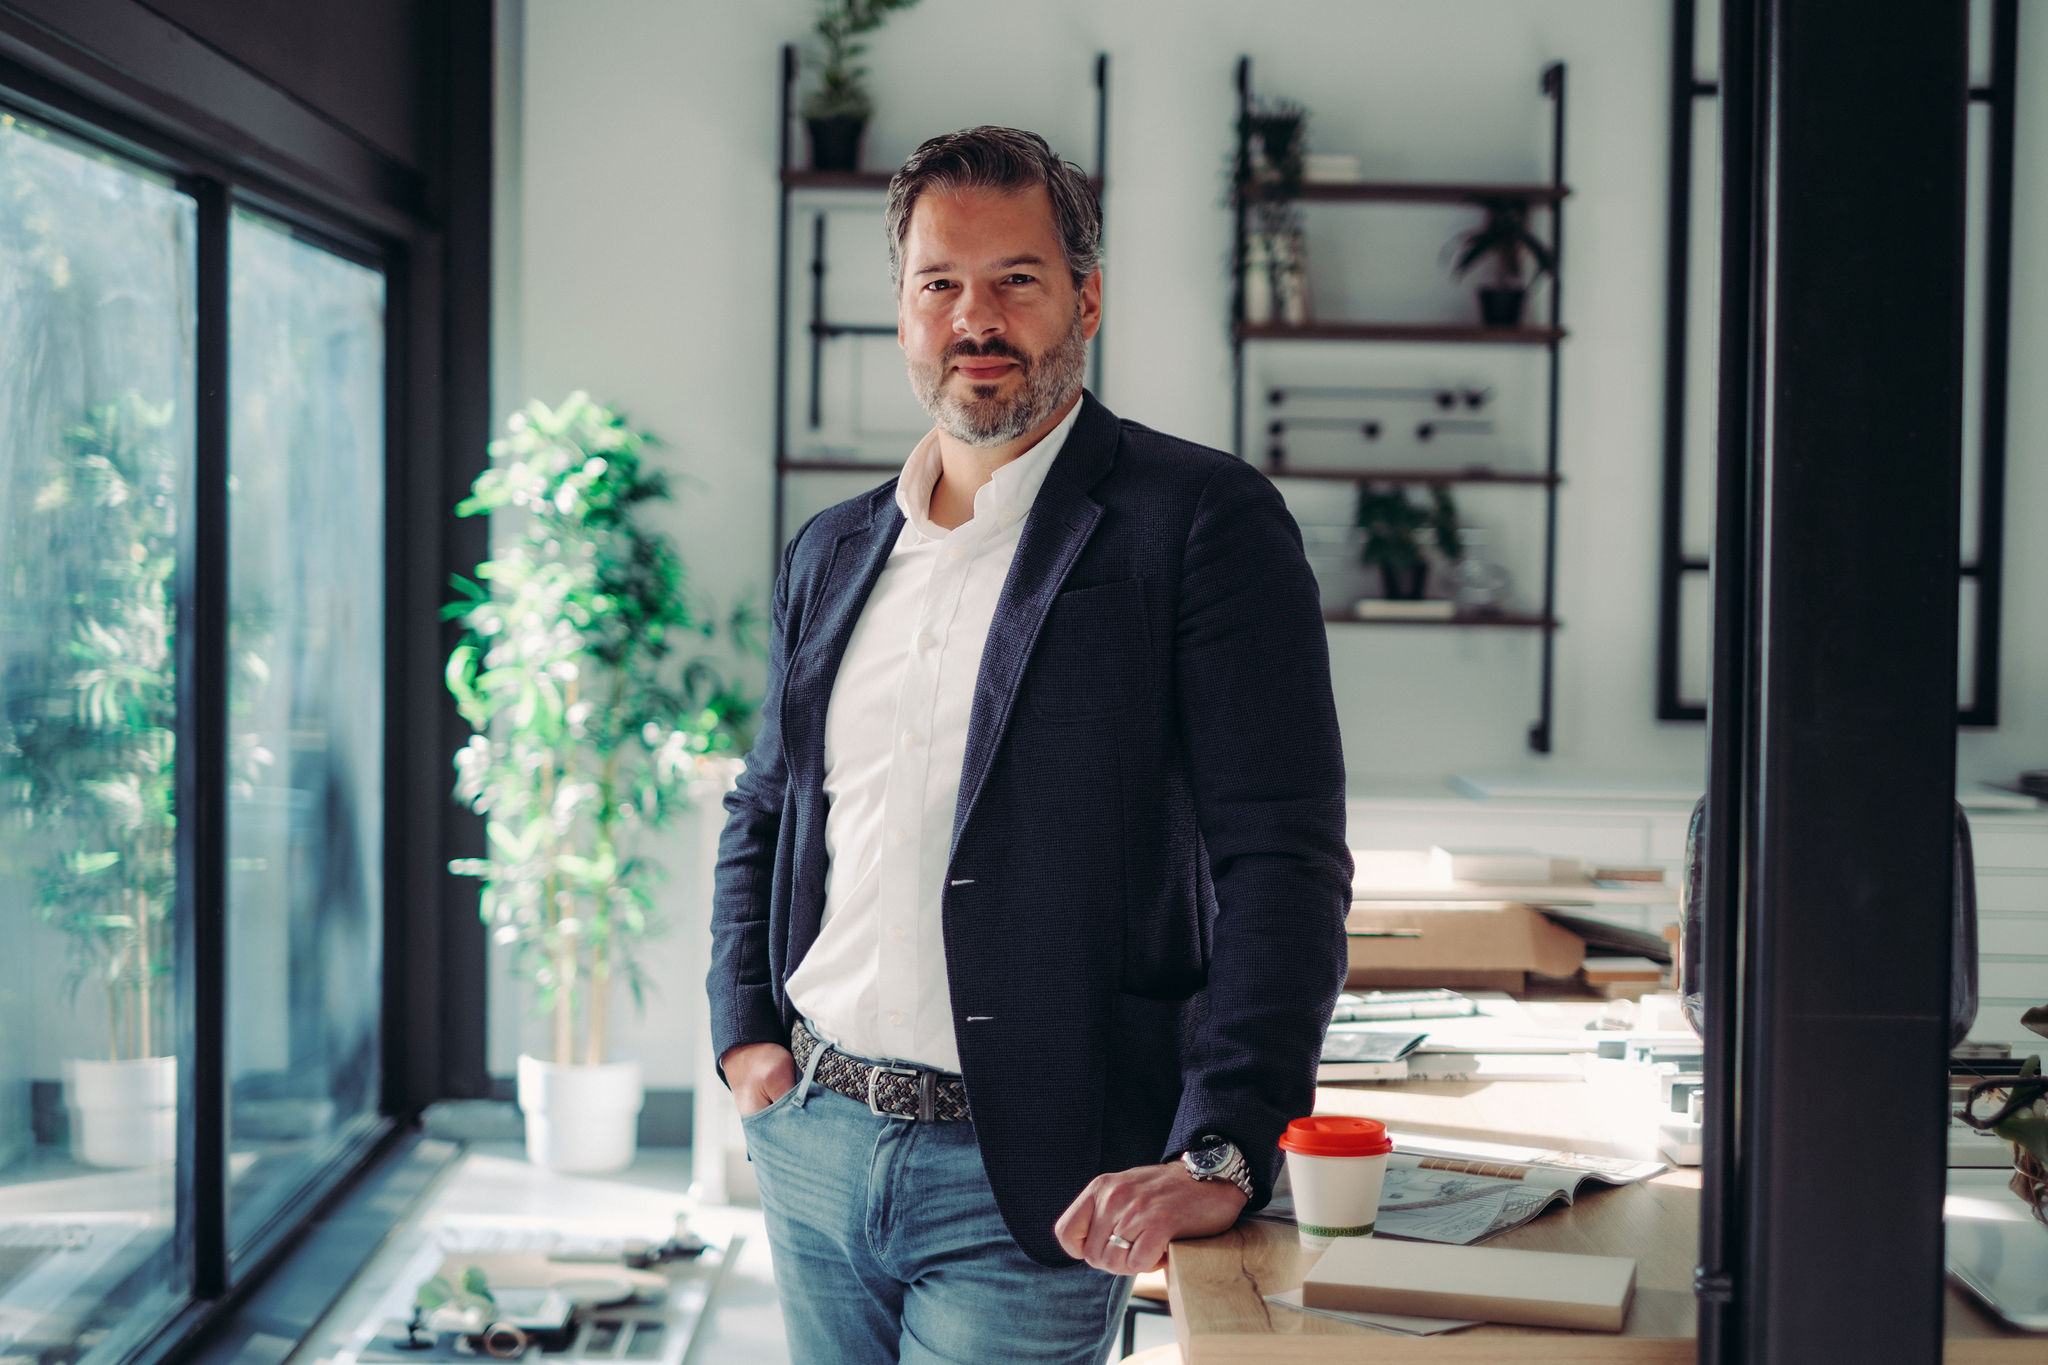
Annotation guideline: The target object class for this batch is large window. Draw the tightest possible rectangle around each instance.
[0,112,195,1360]
[0,108,391,1355]
[225,210,386,1249]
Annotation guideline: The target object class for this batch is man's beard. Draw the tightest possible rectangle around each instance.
[908,305,1088,447]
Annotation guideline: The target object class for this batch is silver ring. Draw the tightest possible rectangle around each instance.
[1106,1233,1132,1250]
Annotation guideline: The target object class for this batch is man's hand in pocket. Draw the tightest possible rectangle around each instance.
[722,1043,798,1115]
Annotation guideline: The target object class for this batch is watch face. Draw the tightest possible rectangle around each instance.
[1186,1142,1231,1176]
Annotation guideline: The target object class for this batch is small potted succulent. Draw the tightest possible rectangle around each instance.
[1451,196,1557,328]
[1958,1003,2048,1226]
[1355,483,1462,601]
[801,0,922,172]
[446,393,756,1173]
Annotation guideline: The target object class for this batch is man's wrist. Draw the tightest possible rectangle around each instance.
[1180,1133,1255,1203]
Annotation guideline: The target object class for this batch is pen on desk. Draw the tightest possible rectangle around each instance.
[1345,928,1423,938]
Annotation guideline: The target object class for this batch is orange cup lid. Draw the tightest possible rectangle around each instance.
[1279,1115,1393,1157]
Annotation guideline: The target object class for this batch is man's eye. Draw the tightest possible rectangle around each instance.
[1005,274,1036,285]
[924,279,953,292]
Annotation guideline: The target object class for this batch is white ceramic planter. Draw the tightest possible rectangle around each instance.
[516,1054,642,1173]
[66,1056,177,1168]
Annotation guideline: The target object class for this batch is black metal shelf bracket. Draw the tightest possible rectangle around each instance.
[1655,0,2013,726]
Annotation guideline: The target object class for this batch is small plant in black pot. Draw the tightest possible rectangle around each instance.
[1451,196,1556,328]
[1356,484,1461,601]
[802,0,922,172]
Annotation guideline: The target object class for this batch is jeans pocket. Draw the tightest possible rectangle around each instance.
[738,1079,802,1126]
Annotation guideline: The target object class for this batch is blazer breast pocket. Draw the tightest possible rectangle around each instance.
[1023,578,1150,720]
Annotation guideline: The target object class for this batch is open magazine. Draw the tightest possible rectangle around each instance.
[1254,1132,1666,1246]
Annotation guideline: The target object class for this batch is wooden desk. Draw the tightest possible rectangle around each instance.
[1167,1083,2043,1362]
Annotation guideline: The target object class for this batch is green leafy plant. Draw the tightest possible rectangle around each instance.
[2,397,269,1062]
[1235,97,1309,248]
[801,0,923,121]
[1355,484,1462,598]
[1959,1004,2048,1179]
[445,393,759,1068]
[414,1265,494,1335]
[1451,196,1557,287]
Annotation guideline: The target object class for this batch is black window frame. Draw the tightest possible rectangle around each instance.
[0,0,489,1353]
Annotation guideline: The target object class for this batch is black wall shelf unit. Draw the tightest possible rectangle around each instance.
[1656,0,2016,726]
[1229,55,1569,753]
[771,44,1109,559]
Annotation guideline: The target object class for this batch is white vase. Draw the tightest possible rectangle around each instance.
[516,1054,643,1173]
[66,1056,177,1168]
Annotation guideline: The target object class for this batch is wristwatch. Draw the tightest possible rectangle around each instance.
[1181,1133,1255,1202]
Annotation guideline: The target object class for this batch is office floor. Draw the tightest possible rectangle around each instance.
[286,1141,1177,1365]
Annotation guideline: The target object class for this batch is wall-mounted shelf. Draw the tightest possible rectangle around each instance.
[781,168,1104,194]
[1294,180,1570,205]
[1238,322,1565,344]
[1322,608,1558,629]
[1266,464,1559,486]
[771,46,1109,559]
[1231,55,1567,753]
[778,458,902,475]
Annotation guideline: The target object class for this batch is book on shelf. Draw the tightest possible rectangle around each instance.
[1354,598,1458,620]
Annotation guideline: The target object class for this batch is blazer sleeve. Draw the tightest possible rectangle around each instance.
[1162,458,1352,1204]
[706,528,803,1078]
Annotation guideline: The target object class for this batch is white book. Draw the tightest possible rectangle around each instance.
[1303,1238,1637,1332]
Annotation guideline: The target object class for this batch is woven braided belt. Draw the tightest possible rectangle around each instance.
[791,1019,971,1123]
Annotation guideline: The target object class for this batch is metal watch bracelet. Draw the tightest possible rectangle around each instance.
[1182,1138,1254,1202]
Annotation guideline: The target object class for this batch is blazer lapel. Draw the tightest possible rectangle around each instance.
[950,393,1121,853]
[783,485,906,791]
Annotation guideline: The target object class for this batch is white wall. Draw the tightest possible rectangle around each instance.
[491,0,2048,1078]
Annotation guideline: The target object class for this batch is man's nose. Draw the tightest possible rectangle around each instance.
[951,281,1004,338]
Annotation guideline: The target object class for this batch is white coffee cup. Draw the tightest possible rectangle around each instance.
[1279,1115,1394,1252]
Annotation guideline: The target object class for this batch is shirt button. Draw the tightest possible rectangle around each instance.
[890,825,909,846]
[947,544,965,563]
[917,631,936,651]
[889,923,907,941]
[902,729,920,747]
[888,1011,905,1028]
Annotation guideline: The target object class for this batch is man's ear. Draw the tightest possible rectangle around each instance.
[1080,269,1104,342]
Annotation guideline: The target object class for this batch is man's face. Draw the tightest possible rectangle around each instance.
[898,184,1103,446]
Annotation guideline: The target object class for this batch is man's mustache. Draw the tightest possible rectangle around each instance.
[943,336,1030,367]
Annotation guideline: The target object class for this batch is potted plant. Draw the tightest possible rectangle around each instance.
[1,398,266,1167]
[1235,98,1309,327]
[446,393,756,1174]
[1959,1003,2048,1226]
[1355,483,1462,601]
[1451,195,1557,328]
[801,0,923,172]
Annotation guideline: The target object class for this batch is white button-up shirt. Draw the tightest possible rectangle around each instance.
[786,400,1081,1073]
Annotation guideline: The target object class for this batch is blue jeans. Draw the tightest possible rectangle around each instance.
[741,1048,1133,1364]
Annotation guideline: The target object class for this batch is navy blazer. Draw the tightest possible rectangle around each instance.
[708,392,1351,1266]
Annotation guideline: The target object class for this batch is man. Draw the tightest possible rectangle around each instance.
[709,125,1349,1364]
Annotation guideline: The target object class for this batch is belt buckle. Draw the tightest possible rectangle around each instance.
[866,1065,920,1118]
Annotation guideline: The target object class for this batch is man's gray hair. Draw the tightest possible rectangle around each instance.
[884,126,1102,289]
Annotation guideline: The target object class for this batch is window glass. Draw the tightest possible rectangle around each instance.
[224,209,384,1250]
[0,112,195,1356]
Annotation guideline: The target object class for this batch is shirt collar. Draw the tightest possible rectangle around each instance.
[895,397,1083,543]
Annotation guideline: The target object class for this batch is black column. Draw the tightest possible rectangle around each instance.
[1705,2,1966,1362]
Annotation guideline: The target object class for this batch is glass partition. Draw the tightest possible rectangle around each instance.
[224,209,386,1251]
[0,112,195,1361]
